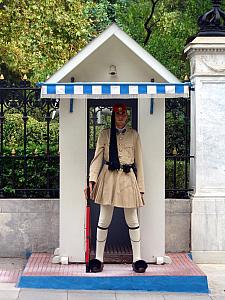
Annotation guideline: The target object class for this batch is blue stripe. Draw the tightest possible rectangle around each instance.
[156,85,165,94]
[83,85,92,94]
[175,85,184,94]
[120,84,129,94]
[65,85,74,94]
[102,85,110,94]
[18,275,209,293]
[138,85,147,94]
[47,85,56,94]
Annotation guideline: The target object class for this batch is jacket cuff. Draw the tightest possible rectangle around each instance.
[89,172,98,183]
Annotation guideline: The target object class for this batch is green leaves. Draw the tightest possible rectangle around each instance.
[3,113,59,154]
[1,112,59,197]
[1,0,225,83]
[114,0,223,80]
[0,0,92,83]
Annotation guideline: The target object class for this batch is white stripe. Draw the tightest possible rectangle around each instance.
[147,85,157,94]
[41,86,47,95]
[184,85,189,95]
[111,86,120,95]
[56,85,65,95]
[165,85,175,94]
[129,85,138,94]
[74,85,84,94]
[92,85,102,94]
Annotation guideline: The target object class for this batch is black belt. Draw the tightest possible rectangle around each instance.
[105,161,137,174]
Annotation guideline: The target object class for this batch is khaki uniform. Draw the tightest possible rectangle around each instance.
[89,127,145,208]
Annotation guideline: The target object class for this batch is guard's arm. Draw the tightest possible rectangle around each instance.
[134,133,145,194]
[89,130,105,182]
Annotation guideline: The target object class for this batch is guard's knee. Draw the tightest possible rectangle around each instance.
[98,219,111,228]
[98,206,113,228]
[124,208,139,228]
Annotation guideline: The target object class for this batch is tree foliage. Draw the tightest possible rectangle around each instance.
[3,113,59,155]
[114,0,223,80]
[1,0,224,82]
[0,0,96,83]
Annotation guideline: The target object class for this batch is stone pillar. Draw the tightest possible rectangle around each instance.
[184,37,225,263]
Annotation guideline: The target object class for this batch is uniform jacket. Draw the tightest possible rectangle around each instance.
[89,127,145,208]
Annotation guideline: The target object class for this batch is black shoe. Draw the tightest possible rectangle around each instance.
[89,259,104,273]
[132,260,148,273]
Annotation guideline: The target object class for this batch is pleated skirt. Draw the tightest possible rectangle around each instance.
[91,165,144,208]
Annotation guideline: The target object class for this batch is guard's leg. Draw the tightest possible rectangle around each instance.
[124,208,148,273]
[96,205,114,262]
[124,208,141,262]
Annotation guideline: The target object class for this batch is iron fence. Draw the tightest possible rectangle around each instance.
[165,98,193,198]
[0,80,193,198]
[0,79,59,198]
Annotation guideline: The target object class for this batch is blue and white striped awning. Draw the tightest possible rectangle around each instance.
[39,82,191,99]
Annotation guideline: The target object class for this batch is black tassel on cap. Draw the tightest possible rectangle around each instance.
[108,111,120,171]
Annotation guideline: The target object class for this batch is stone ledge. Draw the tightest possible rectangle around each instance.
[0,198,191,257]
[165,198,191,214]
[0,199,59,213]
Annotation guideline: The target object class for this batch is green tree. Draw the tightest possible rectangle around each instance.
[114,0,224,79]
[1,0,223,82]
[0,0,93,83]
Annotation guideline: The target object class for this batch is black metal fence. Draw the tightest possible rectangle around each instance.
[0,80,193,199]
[165,98,193,198]
[0,79,59,198]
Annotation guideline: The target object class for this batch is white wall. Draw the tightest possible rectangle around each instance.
[62,36,165,83]
[139,97,165,261]
[59,98,86,261]
[185,37,225,263]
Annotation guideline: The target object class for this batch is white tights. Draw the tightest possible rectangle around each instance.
[96,205,141,263]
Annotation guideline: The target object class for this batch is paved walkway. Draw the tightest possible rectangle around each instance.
[0,285,220,300]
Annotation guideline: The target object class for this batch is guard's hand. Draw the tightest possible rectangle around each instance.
[84,181,95,200]
[89,181,95,194]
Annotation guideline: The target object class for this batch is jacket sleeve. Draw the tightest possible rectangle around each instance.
[134,132,145,193]
[89,130,105,182]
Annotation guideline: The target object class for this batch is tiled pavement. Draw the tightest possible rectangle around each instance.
[21,253,205,277]
[0,287,217,300]
[0,258,24,283]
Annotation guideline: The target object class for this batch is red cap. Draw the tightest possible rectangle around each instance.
[113,103,127,114]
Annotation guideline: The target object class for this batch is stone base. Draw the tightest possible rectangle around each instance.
[191,195,225,264]
[18,253,209,293]
[191,251,225,264]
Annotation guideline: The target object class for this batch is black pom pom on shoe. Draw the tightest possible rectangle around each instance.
[89,259,104,273]
[132,260,148,273]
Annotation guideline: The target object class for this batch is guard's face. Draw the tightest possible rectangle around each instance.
[115,111,128,128]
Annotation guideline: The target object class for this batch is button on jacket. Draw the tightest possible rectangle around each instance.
[89,127,145,208]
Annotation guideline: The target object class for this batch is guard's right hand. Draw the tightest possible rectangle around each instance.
[84,181,95,200]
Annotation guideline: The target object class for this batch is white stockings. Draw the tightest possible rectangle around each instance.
[96,205,141,263]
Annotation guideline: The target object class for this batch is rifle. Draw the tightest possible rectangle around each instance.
[85,182,91,273]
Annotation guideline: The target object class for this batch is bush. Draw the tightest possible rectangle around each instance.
[165,159,190,198]
[3,113,59,154]
[1,113,59,197]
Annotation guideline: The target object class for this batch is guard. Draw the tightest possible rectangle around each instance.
[85,103,148,273]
